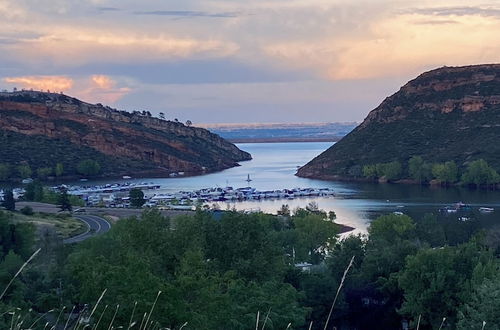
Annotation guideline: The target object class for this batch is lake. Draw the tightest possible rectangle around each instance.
[74,142,500,235]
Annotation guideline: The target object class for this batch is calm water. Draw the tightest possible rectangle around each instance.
[75,142,500,234]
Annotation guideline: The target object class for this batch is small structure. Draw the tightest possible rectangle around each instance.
[295,262,313,273]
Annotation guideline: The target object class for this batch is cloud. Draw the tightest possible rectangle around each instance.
[133,10,240,18]
[263,7,500,80]
[408,6,500,18]
[79,75,131,103]
[3,75,74,91]
[4,29,239,66]
[2,74,131,104]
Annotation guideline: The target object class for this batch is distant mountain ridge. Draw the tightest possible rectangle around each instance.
[0,91,251,178]
[297,64,500,180]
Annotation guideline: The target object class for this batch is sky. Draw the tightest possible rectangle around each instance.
[1,0,500,124]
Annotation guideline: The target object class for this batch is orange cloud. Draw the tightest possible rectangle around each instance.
[91,75,114,89]
[263,9,500,80]
[77,75,131,104]
[3,75,74,92]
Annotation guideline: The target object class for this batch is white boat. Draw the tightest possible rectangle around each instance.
[479,207,494,213]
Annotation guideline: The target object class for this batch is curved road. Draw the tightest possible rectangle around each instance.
[63,215,111,244]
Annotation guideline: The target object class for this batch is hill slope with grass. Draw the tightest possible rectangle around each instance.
[297,64,500,180]
[0,91,250,179]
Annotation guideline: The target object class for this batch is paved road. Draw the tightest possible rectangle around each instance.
[63,215,112,244]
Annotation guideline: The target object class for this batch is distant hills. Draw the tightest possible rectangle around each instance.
[203,122,357,143]
[0,91,250,180]
[297,64,500,180]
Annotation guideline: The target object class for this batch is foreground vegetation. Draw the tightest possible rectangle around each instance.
[0,206,499,329]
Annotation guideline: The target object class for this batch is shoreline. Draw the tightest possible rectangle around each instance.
[295,172,500,191]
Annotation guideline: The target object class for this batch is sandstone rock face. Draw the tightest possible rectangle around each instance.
[297,64,500,180]
[0,91,251,176]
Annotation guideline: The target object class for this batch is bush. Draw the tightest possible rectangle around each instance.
[20,206,34,216]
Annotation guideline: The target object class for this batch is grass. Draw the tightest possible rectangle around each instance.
[10,212,87,239]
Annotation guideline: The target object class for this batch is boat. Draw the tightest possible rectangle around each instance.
[246,174,252,184]
[479,207,494,213]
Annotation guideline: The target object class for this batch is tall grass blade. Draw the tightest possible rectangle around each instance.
[128,301,138,330]
[323,256,355,330]
[0,248,41,301]
[482,321,486,330]
[63,305,76,330]
[144,291,161,330]
[261,308,271,330]
[107,304,119,330]
[93,304,108,330]
[416,315,421,330]
[255,311,260,330]
[438,317,446,330]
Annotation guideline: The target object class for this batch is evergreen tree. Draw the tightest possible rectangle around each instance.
[129,188,145,208]
[58,189,72,212]
[1,190,15,211]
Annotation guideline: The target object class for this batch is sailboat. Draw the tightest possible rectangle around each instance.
[246,174,252,185]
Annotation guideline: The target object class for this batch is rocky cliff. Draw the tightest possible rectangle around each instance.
[297,64,500,180]
[0,91,251,178]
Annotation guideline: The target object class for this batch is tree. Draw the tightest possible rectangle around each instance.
[1,190,15,211]
[76,159,101,176]
[408,156,432,183]
[24,180,44,201]
[185,120,192,127]
[0,163,11,181]
[461,159,500,186]
[17,164,32,178]
[457,276,500,329]
[36,167,53,180]
[55,163,64,177]
[399,240,496,328]
[432,161,458,184]
[363,164,378,178]
[277,204,290,216]
[58,189,72,212]
[129,188,145,208]
[381,161,402,181]
[159,112,165,120]
[292,213,338,263]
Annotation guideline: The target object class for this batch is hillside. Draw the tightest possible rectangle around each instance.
[0,91,251,179]
[297,64,500,180]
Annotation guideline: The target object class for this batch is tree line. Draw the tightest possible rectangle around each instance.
[0,159,101,181]
[362,157,500,187]
[1,206,498,329]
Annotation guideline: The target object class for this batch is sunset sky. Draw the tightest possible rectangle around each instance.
[1,0,500,123]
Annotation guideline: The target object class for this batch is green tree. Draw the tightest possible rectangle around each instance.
[17,164,32,178]
[399,240,495,328]
[382,161,403,181]
[292,213,338,263]
[432,161,458,184]
[461,159,500,186]
[457,276,500,329]
[24,180,44,201]
[1,190,15,211]
[36,167,53,180]
[0,163,11,181]
[363,164,378,178]
[76,159,101,176]
[55,163,64,177]
[408,156,432,183]
[129,188,145,208]
[58,189,72,212]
